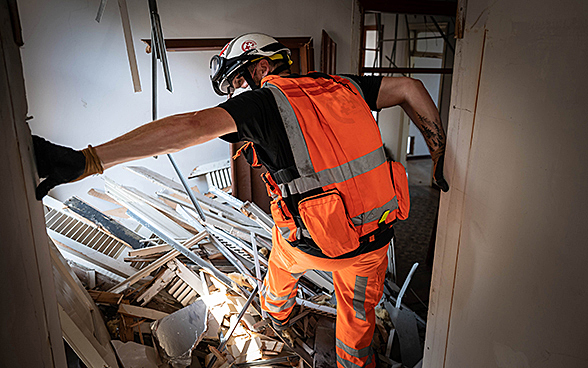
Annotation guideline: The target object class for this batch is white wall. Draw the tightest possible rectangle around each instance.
[426,0,588,367]
[19,0,360,209]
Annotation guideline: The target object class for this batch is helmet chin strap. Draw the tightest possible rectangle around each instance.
[242,68,260,90]
[241,61,291,90]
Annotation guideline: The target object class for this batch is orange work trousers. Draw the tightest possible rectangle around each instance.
[260,226,388,368]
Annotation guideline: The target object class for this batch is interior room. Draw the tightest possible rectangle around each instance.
[1,0,587,367]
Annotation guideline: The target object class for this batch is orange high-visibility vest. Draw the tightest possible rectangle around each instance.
[255,73,408,258]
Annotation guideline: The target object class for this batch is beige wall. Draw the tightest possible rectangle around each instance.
[426,0,588,367]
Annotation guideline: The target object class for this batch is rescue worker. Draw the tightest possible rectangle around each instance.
[33,33,448,368]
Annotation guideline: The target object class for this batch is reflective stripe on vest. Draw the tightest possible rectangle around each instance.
[263,75,398,236]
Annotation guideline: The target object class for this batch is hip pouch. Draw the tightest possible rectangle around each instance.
[390,161,410,220]
[298,189,360,258]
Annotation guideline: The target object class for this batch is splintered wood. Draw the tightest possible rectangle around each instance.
[44,168,411,367]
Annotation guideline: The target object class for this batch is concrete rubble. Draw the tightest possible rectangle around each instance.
[44,165,425,368]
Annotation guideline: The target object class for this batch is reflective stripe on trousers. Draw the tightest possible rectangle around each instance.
[262,227,387,368]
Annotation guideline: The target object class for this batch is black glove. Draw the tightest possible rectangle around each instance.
[433,154,450,192]
[32,135,86,200]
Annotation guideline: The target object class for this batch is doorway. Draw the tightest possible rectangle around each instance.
[360,11,455,328]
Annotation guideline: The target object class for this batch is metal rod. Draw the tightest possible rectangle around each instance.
[151,29,203,221]
[405,14,411,56]
[95,0,108,23]
[251,231,267,319]
[391,239,397,283]
[125,209,231,288]
[396,262,418,309]
[430,16,455,53]
[389,13,399,67]
[374,13,383,69]
[206,284,260,368]
[206,227,253,279]
[151,31,157,121]
[167,154,206,222]
[155,15,172,91]
[148,0,172,91]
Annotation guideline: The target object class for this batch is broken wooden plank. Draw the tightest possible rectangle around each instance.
[124,166,257,227]
[137,264,176,306]
[117,0,141,92]
[172,258,204,296]
[118,303,169,321]
[108,231,207,294]
[88,188,122,205]
[240,201,275,236]
[128,243,172,257]
[88,290,124,305]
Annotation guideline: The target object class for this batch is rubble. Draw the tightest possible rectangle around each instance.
[44,165,426,368]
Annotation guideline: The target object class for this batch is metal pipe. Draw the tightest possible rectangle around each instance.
[251,231,267,319]
[151,31,157,121]
[167,154,207,222]
[151,29,205,222]
[389,13,399,68]
[430,16,455,53]
[95,0,108,23]
[206,284,260,368]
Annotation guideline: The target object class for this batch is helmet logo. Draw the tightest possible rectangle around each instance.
[241,40,257,52]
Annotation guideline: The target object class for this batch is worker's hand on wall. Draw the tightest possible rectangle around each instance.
[32,136,103,200]
[433,154,449,192]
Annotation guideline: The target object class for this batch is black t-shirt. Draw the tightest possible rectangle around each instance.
[218,74,383,175]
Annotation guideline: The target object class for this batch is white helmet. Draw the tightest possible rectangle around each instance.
[210,33,291,95]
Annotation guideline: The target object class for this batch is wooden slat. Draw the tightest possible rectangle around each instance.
[117,0,141,92]
[88,290,124,305]
[118,303,169,321]
[108,232,207,294]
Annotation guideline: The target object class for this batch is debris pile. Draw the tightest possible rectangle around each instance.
[45,166,425,367]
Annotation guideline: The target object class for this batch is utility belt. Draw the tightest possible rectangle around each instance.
[261,159,410,259]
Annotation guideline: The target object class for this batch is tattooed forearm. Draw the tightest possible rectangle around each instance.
[415,112,446,153]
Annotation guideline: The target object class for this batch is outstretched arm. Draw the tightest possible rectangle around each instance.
[96,107,236,169]
[33,107,237,199]
[377,76,449,191]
